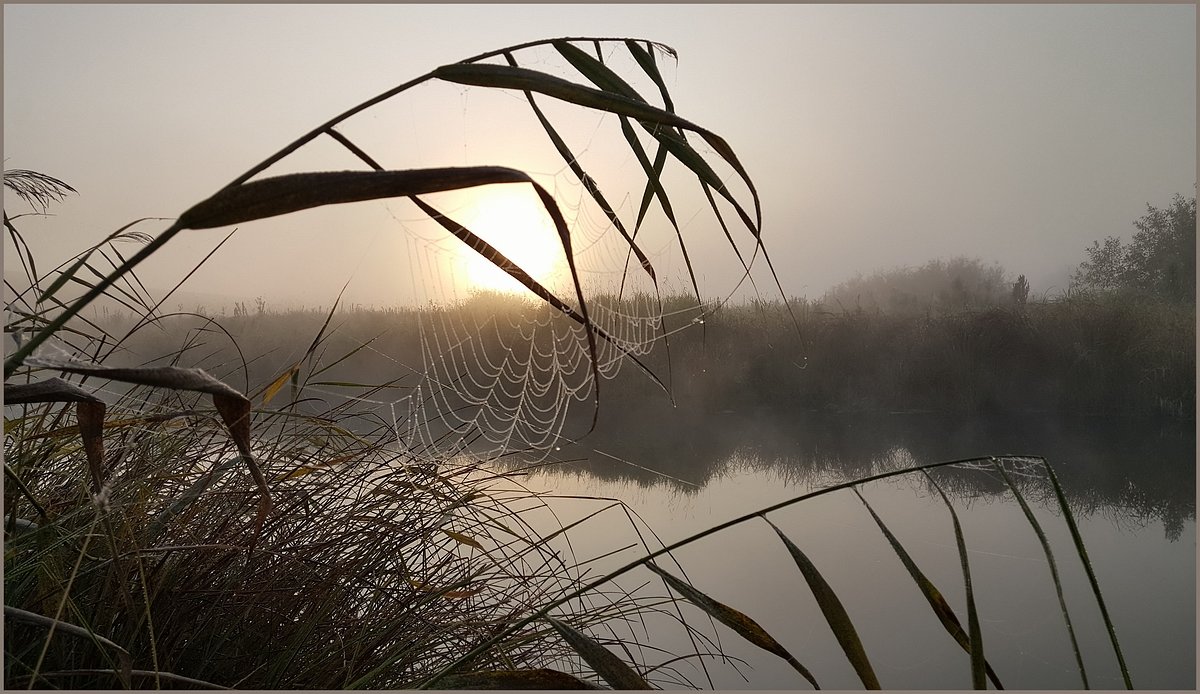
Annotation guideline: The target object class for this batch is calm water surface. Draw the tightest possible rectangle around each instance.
[514,411,1194,689]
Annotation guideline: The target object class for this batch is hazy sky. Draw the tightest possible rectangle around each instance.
[4,4,1195,309]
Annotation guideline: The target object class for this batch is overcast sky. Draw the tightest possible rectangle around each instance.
[4,4,1195,309]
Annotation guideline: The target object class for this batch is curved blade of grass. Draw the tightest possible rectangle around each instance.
[503,53,656,283]
[5,377,103,405]
[25,355,271,548]
[4,461,49,521]
[766,519,880,689]
[852,488,1003,689]
[924,471,986,689]
[5,605,132,687]
[261,365,300,407]
[990,458,1087,688]
[645,562,819,688]
[441,529,485,551]
[430,668,602,690]
[546,617,651,689]
[34,218,158,305]
[33,669,230,690]
[1041,459,1133,688]
[626,40,675,112]
[5,378,107,492]
[432,61,760,230]
[177,167,540,230]
[5,214,39,297]
[277,453,358,481]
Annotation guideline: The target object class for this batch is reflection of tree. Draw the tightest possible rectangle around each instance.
[549,406,1194,541]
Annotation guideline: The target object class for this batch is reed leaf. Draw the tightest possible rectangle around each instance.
[546,617,652,689]
[24,355,271,546]
[924,471,987,689]
[261,365,299,407]
[442,529,485,550]
[1042,459,1133,688]
[555,40,645,102]
[645,562,820,689]
[504,53,656,283]
[5,378,107,492]
[176,167,538,230]
[4,376,103,405]
[852,488,1004,689]
[990,459,1087,688]
[766,519,880,689]
[625,40,675,112]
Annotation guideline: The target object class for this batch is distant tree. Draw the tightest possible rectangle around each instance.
[1074,193,1196,304]
[1011,274,1030,307]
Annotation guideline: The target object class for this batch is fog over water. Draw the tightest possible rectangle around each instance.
[4,4,1195,309]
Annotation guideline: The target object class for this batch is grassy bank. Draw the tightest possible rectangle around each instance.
[103,290,1194,421]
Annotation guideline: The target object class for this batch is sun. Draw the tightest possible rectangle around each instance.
[458,185,567,295]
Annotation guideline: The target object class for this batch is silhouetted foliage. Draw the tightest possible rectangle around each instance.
[1073,193,1196,304]
[1011,274,1030,307]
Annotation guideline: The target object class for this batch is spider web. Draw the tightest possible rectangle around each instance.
[389,170,707,463]
[347,43,772,468]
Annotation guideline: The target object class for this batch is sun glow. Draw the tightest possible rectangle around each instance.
[459,185,567,295]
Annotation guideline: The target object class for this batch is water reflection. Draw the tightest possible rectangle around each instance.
[551,405,1194,541]
[514,426,1194,689]
[494,406,1195,689]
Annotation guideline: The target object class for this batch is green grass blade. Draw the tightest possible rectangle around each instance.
[546,617,651,689]
[766,519,880,689]
[991,459,1088,688]
[645,562,820,688]
[924,471,986,689]
[853,488,1003,689]
[1041,460,1133,688]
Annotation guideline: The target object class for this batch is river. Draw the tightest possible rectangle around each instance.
[504,409,1195,689]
